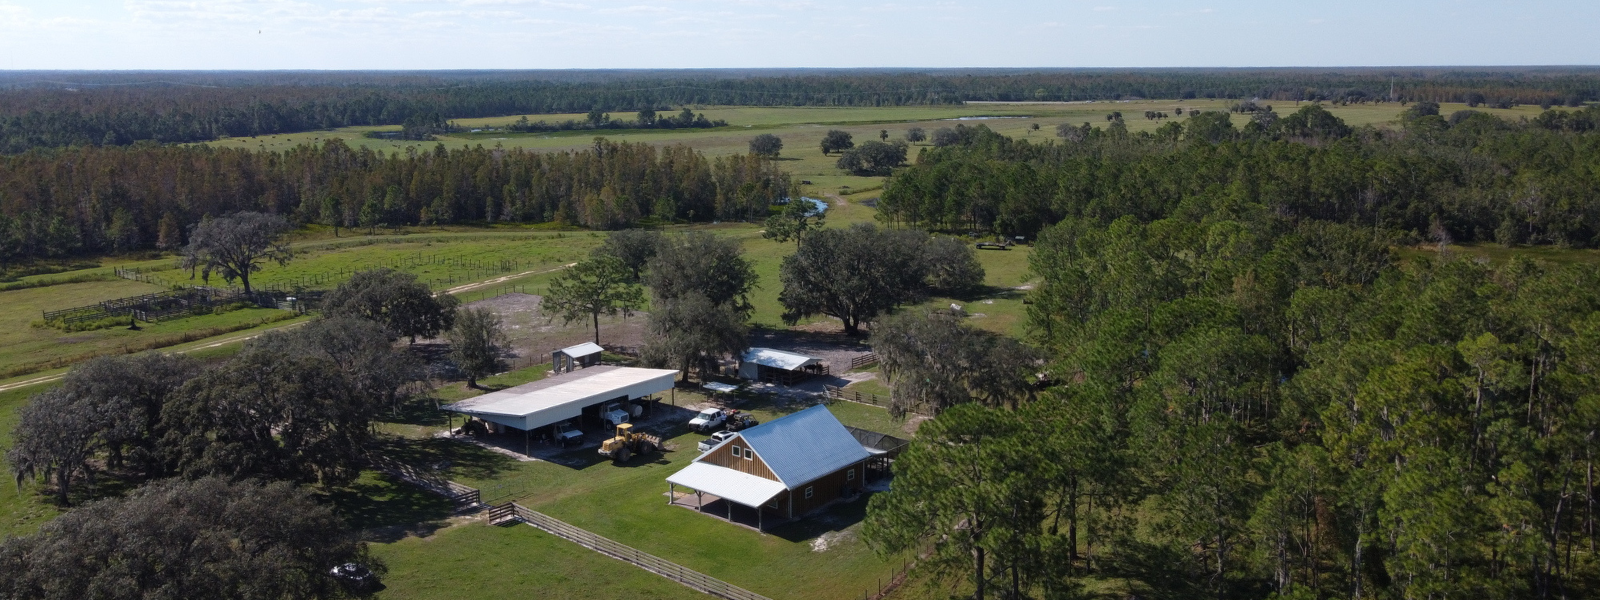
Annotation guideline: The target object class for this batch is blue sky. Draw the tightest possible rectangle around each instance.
[1,0,1596,70]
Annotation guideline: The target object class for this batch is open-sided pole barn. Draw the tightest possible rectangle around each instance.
[443,366,677,454]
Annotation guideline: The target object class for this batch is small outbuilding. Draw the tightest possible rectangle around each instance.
[737,347,827,385]
[552,342,604,374]
[666,405,872,530]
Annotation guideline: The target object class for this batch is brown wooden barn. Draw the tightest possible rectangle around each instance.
[666,405,872,530]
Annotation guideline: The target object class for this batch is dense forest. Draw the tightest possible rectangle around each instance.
[862,105,1600,598]
[880,104,1600,247]
[1,68,1597,152]
[0,139,791,264]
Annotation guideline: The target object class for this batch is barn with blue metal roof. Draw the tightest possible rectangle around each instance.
[665,405,873,530]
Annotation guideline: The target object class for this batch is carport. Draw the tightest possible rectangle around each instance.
[443,366,677,455]
[737,348,828,385]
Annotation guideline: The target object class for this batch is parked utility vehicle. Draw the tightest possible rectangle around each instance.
[602,402,634,429]
[688,407,728,433]
[726,412,759,432]
[552,421,582,447]
[698,430,738,453]
[599,423,660,463]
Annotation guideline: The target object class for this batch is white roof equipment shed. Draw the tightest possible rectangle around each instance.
[443,365,676,431]
[737,347,827,384]
[552,341,605,374]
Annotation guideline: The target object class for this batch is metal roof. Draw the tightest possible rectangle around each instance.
[555,342,604,358]
[443,366,677,429]
[666,462,788,508]
[734,405,871,488]
[703,382,739,393]
[740,347,821,372]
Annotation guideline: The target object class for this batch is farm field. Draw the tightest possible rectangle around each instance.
[205,101,1544,197]
[0,277,299,379]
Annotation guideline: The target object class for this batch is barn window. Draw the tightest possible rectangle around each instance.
[804,486,814,499]
[744,448,753,460]
[731,445,741,457]
[846,468,855,481]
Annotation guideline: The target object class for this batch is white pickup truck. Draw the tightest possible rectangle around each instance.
[698,430,738,453]
[688,408,728,433]
[552,421,582,447]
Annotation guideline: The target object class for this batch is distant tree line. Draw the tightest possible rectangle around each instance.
[1,68,1595,152]
[506,107,726,133]
[880,105,1600,247]
[0,138,793,264]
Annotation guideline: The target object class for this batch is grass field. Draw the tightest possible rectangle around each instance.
[205,101,1547,199]
[0,276,299,378]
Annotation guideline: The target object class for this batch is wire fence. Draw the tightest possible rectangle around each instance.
[116,252,556,296]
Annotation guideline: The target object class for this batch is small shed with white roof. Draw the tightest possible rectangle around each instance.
[551,341,605,374]
[737,347,827,385]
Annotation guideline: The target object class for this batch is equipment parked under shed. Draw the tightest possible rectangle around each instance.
[442,365,676,455]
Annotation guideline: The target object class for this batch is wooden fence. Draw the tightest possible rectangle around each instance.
[369,455,481,508]
[824,384,890,408]
[849,352,879,370]
[824,385,935,416]
[499,502,773,600]
[44,285,249,324]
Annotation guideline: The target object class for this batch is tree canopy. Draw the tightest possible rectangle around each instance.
[0,477,374,600]
[592,229,663,283]
[639,231,757,381]
[446,307,507,389]
[748,133,783,158]
[179,212,293,293]
[835,140,908,176]
[761,198,826,244]
[542,255,645,345]
[321,268,459,343]
[777,224,983,335]
[820,129,854,155]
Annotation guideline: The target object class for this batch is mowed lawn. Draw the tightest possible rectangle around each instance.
[372,522,707,600]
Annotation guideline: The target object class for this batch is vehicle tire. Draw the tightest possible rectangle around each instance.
[615,447,631,463]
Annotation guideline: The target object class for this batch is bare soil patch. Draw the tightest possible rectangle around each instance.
[456,292,648,359]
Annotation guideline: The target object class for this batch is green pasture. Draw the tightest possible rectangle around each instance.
[0,277,298,379]
[205,101,1542,199]
[371,519,707,600]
